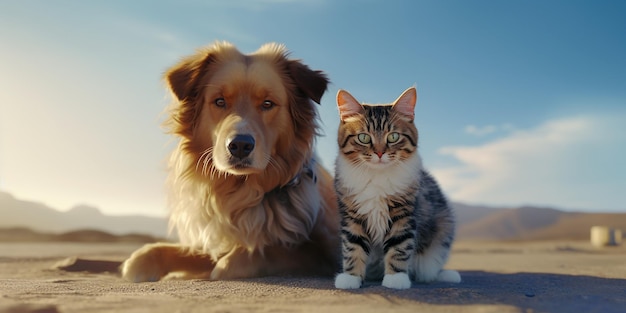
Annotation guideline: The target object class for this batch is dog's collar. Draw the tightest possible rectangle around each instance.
[281,160,317,190]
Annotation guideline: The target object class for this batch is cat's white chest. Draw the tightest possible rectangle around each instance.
[337,155,421,244]
[355,191,390,244]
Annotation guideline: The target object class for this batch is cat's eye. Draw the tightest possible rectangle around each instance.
[215,98,226,108]
[387,132,400,143]
[357,133,371,144]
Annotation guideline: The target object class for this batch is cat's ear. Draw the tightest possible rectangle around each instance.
[392,87,417,120]
[337,89,364,121]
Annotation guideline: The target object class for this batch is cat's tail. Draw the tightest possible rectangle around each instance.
[437,269,461,283]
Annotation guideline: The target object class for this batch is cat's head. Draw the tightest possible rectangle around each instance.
[336,87,419,169]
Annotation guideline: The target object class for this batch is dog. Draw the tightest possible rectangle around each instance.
[122,41,340,282]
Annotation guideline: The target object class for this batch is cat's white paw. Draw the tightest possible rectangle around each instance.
[382,273,412,289]
[437,270,461,283]
[335,273,362,289]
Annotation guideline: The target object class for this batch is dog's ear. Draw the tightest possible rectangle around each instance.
[165,51,214,101]
[288,60,329,104]
[163,49,216,138]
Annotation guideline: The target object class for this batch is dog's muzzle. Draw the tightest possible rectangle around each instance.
[227,134,255,160]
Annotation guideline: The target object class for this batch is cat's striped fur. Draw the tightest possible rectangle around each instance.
[333,87,460,289]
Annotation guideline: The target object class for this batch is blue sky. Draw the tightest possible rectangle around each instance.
[1,0,625,216]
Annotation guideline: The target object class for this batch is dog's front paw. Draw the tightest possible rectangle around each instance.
[335,273,362,289]
[382,273,412,289]
[121,243,168,283]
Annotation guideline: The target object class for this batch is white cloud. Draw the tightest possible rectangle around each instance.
[432,114,626,212]
[464,123,514,136]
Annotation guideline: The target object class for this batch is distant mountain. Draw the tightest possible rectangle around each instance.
[453,203,626,241]
[0,191,169,238]
[452,202,498,225]
[0,227,158,243]
[1,191,624,242]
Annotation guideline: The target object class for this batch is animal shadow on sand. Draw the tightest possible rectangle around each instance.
[316,271,626,313]
[55,259,626,313]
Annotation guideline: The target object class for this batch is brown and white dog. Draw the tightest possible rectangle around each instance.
[122,41,340,282]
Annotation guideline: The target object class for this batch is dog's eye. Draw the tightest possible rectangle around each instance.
[261,100,275,110]
[214,98,226,108]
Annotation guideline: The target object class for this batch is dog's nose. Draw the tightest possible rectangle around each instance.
[227,134,255,159]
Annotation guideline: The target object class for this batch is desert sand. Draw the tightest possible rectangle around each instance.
[1,241,625,313]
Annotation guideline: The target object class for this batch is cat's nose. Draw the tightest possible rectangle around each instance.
[375,151,384,158]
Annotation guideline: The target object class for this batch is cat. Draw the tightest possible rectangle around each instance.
[333,87,461,289]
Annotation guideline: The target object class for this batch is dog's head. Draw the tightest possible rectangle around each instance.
[164,41,328,183]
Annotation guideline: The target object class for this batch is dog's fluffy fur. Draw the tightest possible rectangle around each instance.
[122,42,340,282]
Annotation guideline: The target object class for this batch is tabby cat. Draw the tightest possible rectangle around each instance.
[333,87,461,289]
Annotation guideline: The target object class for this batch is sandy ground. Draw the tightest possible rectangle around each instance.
[1,241,625,313]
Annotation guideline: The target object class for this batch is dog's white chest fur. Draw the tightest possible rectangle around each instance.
[336,155,421,244]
